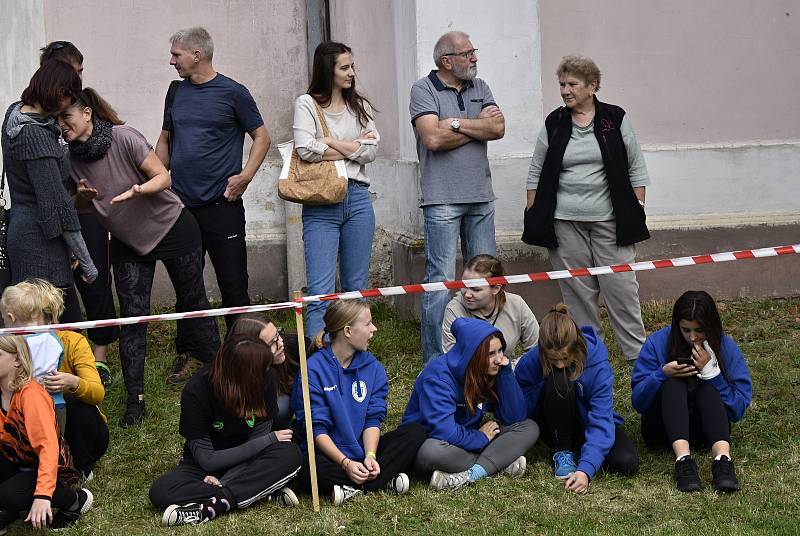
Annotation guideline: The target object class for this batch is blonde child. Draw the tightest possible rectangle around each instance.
[0,280,108,477]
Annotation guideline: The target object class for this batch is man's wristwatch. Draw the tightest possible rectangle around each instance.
[450,118,461,132]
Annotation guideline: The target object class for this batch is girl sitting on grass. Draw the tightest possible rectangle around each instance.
[403,317,539,491]
[0,335,92,532]
[632,290,752,493]
[149,335,302,527]
[1,279,108,478]
[229,314,300,429]
[515,304,639,493]
[292,300,426,506]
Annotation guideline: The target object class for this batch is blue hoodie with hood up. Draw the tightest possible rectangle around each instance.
[291,346,388,461]
[514,326,623,479]
[401,318,527,452]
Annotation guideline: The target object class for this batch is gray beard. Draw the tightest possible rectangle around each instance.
[453,63,477,81]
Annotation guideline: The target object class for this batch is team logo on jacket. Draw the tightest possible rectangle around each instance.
[351,381,367,403]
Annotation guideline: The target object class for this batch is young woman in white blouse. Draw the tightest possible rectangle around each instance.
[293,41,379,339]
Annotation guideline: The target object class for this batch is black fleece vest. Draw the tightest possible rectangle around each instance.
[522,96,649,248]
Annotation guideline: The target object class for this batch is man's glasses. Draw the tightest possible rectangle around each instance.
[443,48,478,59]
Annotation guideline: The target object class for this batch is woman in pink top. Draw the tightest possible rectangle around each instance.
[59,89,220,428]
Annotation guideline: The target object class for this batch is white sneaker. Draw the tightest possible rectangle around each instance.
[386,472,410,494]
[503,456,527,478]
[264,487,299,507]
[332,485,362,506]
[429,470,471,491]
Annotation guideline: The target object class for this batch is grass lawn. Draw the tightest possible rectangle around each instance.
[10,297,800,535]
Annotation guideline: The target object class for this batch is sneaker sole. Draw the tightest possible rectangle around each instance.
[161,504,183,527]
[80,489,94,515]
[280,487,300,507]
[429,470,445,490]
[554,471,575,480]
[392,473,410,494]
[504,457,527,478]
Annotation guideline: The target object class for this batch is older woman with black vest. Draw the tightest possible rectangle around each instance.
[522,55,650,363]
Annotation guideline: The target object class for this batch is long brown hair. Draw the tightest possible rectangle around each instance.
[73,88,124,125]
[307,41,375,128]
[229,314,299,395]
[463,333,505,414]
[207,335,274,419]
[538,303,587,381]
[308,300,370,354]
[464,254,507,314]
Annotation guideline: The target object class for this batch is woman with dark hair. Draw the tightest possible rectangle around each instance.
[59,88,220,427]
[149,335,302,527]
[515,304,639,494]
[441,254,538,358]
[632,291,752,493]
[403,317,539,491]
[1,60,97,319]
[523,54,650,363]
[39,41,119,386]
[291,300,426,506]
[292,41,379,339]
[229,314,300,429]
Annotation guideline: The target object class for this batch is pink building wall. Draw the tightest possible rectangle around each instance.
[539,1,800,145]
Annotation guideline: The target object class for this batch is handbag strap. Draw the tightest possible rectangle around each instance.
[312,100,333,138]
[1,158,6,208]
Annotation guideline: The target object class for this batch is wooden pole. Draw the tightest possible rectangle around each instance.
[293,290,320,512]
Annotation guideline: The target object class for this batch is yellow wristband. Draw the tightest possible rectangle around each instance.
[366,451,377,459]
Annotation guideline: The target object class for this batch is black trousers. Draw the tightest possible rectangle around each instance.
[113,246,220,399]
[64,395,109,475]
[59,283,83,325]
[641,377,731,449]
[149,441,302,511]
[538,370,639,476]
[298,423,428,494]
[188,198,250,333]
[0,455,77,512]
[74,212,119,346]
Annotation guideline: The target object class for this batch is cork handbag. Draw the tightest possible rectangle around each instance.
[277,101,348,205]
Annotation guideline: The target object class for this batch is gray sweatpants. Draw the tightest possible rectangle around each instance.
[548,219,646,362]
[415,419,539,475]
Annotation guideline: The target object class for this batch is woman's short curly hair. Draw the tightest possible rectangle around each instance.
[556,54,601,91]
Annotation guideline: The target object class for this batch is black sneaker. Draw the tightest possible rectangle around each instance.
[711,455,741,492]
[51,488,93,530]
[95,361,112,388]
[119,399,146,428]
[674,456,702,492]
[161,503,207,527]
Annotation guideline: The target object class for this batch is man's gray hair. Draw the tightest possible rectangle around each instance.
[170,26,214,60]
[433,31,470,68]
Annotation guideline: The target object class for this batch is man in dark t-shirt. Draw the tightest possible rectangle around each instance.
[155,27,270,356]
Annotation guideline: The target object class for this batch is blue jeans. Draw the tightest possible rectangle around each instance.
[421,201,496,363]
[302,181,375,340]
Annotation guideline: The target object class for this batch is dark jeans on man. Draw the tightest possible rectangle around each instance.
[298,423,427,494]
[74,212,119,345]
[188,198,250,333]
[538,370,639,476]
[641,377,731,449]
[113,247,220,401]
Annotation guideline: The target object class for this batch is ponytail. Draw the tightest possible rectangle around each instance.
[75,87,124,125]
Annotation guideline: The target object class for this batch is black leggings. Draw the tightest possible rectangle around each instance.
[298,423,427,494]
[0,455,77,512]
[538,370,639,476]
[641,377,730,448]
[64,395,109,475]
[149,441,302,510]
[114,246,220,400]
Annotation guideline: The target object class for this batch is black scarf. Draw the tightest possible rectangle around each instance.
[522,96,649,248]
[68,118,113,162]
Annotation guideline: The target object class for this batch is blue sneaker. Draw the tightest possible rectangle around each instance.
[552,450,577,479]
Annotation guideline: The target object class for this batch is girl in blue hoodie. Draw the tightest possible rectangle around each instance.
[515,304,639,494]
[402,318,539,491]
[292,300,427,506]
[632,291,752,493]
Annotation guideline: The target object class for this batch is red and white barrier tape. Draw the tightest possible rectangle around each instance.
[1,243,797,335]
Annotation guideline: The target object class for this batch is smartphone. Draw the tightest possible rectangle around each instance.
[674,356,694,367]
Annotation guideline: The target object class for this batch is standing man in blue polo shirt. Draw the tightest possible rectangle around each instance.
[156,27,270,355]
[410,31,506,364]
